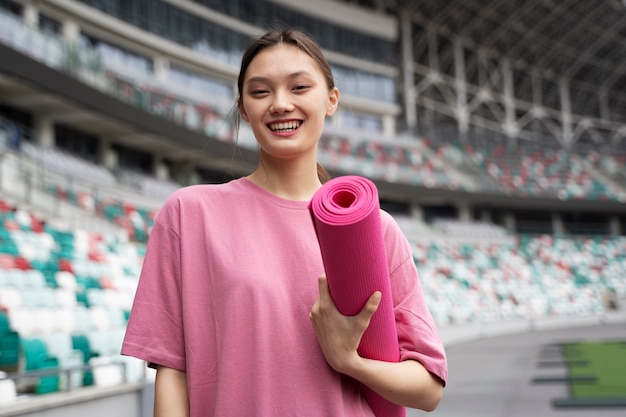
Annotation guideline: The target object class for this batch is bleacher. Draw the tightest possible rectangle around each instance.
[413,235,626,326]
[466,141,620,200]
[318,134,477,190]
[3,12,625,202]
[0,2,625,409]
[0,198,147,402]
[1,173,625,403]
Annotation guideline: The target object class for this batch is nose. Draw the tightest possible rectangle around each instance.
[270,90,294,114]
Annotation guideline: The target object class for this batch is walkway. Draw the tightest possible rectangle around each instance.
[408,322,626,417]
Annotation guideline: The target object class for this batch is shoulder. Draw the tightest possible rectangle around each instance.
[379,209,413,264]
[379,209,396,225]
[164,179,245,208]
[380,209,403,237]
[154,179,246,225]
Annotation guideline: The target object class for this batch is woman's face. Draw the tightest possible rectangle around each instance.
[239,44,339,163]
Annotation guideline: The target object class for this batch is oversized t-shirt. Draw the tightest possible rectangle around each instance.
[121,177,447,416]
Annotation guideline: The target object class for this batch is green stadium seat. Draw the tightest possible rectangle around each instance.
[0,330,20,371]
[21,337,48,371]
[33,356,60,394]
[71,333,98,386]
[0,311,10,333]
[20,337,60,394]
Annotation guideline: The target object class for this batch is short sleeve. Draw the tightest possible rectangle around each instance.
[381,211,448,385]
[121,199,186,372]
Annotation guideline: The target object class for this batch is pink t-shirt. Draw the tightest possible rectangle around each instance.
[121,178,447,416]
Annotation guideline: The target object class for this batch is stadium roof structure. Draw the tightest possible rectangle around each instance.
[336,0,626,149]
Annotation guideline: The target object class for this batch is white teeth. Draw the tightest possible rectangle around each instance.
[269,121,301,132]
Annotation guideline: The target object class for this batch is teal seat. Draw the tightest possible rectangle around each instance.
[0,311,11,333]
[71,334,98,386]
[21,338,48,371]
[20,337,60,394]
[0,330,20,370]
[36,356,60,394]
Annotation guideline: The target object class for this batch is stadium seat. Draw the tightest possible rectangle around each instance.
[35,356,60,394]
[58,350,84,390]
[89,307,111,330]
[55,271,77,291]
[21,337,48,372]
[0,287,22,311]
[0,311,10,334]
[90,356,123,387]
[0,330,20,372]
[8,307,38,336]
[119,355,146,383]
[71,333,98,386]
[0,371,17,405]
[44,333,85,390]
[20,337,60,394]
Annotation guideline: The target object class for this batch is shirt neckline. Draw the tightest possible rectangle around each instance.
[237,177,314,210]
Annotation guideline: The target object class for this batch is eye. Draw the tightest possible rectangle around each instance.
[250,89,269,97]
[293,85,310,92]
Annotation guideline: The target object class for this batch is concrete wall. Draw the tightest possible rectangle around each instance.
[0,383,153,417]
[439,311,626,347]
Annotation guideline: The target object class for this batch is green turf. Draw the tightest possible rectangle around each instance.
[562,340,626,398]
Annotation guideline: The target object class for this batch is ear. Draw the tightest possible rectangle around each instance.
[238,97,250,123]
[326,87,340,117]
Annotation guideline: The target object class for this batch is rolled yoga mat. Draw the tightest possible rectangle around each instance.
[310,175,405,417]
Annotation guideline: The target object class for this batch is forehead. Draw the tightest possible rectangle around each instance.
[244,44,324,82]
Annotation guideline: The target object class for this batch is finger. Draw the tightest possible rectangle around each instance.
[310,275,327,321]
[359,291,381,321]
[317,274,328,290]
[317,275,331,302]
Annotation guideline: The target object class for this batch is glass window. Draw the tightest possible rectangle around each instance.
[39,13,61,34]
[79,33,152,77]
[55,124,99,163]
[332,65,396,103]
[0,0,22,16]
[113,143,153,173]
[341,112,382,132]
[76,0,395,66]
[169,66,233,103]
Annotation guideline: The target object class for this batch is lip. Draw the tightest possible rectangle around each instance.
[266,119,303,137]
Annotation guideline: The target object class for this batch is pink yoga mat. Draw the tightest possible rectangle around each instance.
[310,175,405,417]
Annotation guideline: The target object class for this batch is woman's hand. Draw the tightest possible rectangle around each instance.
[309,275,381,375]
[309,275,444,411]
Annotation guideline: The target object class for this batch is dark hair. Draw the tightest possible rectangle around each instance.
[235,28,334,182]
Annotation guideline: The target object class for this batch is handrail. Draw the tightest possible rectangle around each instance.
[0,360,129,392]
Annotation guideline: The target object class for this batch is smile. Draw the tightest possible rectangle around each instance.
[268,121,302,132]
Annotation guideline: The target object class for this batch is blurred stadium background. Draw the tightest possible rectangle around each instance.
[0,0,625,416]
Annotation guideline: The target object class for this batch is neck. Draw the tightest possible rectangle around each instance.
[247,153,322,201]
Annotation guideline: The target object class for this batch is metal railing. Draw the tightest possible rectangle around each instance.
[0,360,129,393]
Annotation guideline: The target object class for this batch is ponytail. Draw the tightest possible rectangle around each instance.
[317,163,330,183]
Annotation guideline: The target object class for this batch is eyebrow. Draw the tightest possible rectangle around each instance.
[245,71,314,85]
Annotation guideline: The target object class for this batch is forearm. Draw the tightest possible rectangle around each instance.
[310,276,444,410]
[154,366,190,417]
[344,358,443,411]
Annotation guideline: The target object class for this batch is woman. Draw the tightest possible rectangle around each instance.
[122,28,447,417]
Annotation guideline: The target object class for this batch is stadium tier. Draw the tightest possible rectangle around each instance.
[0,0,625,413]
[1,7,625,202]
[0,198,146,400]
[1,192,624,402]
